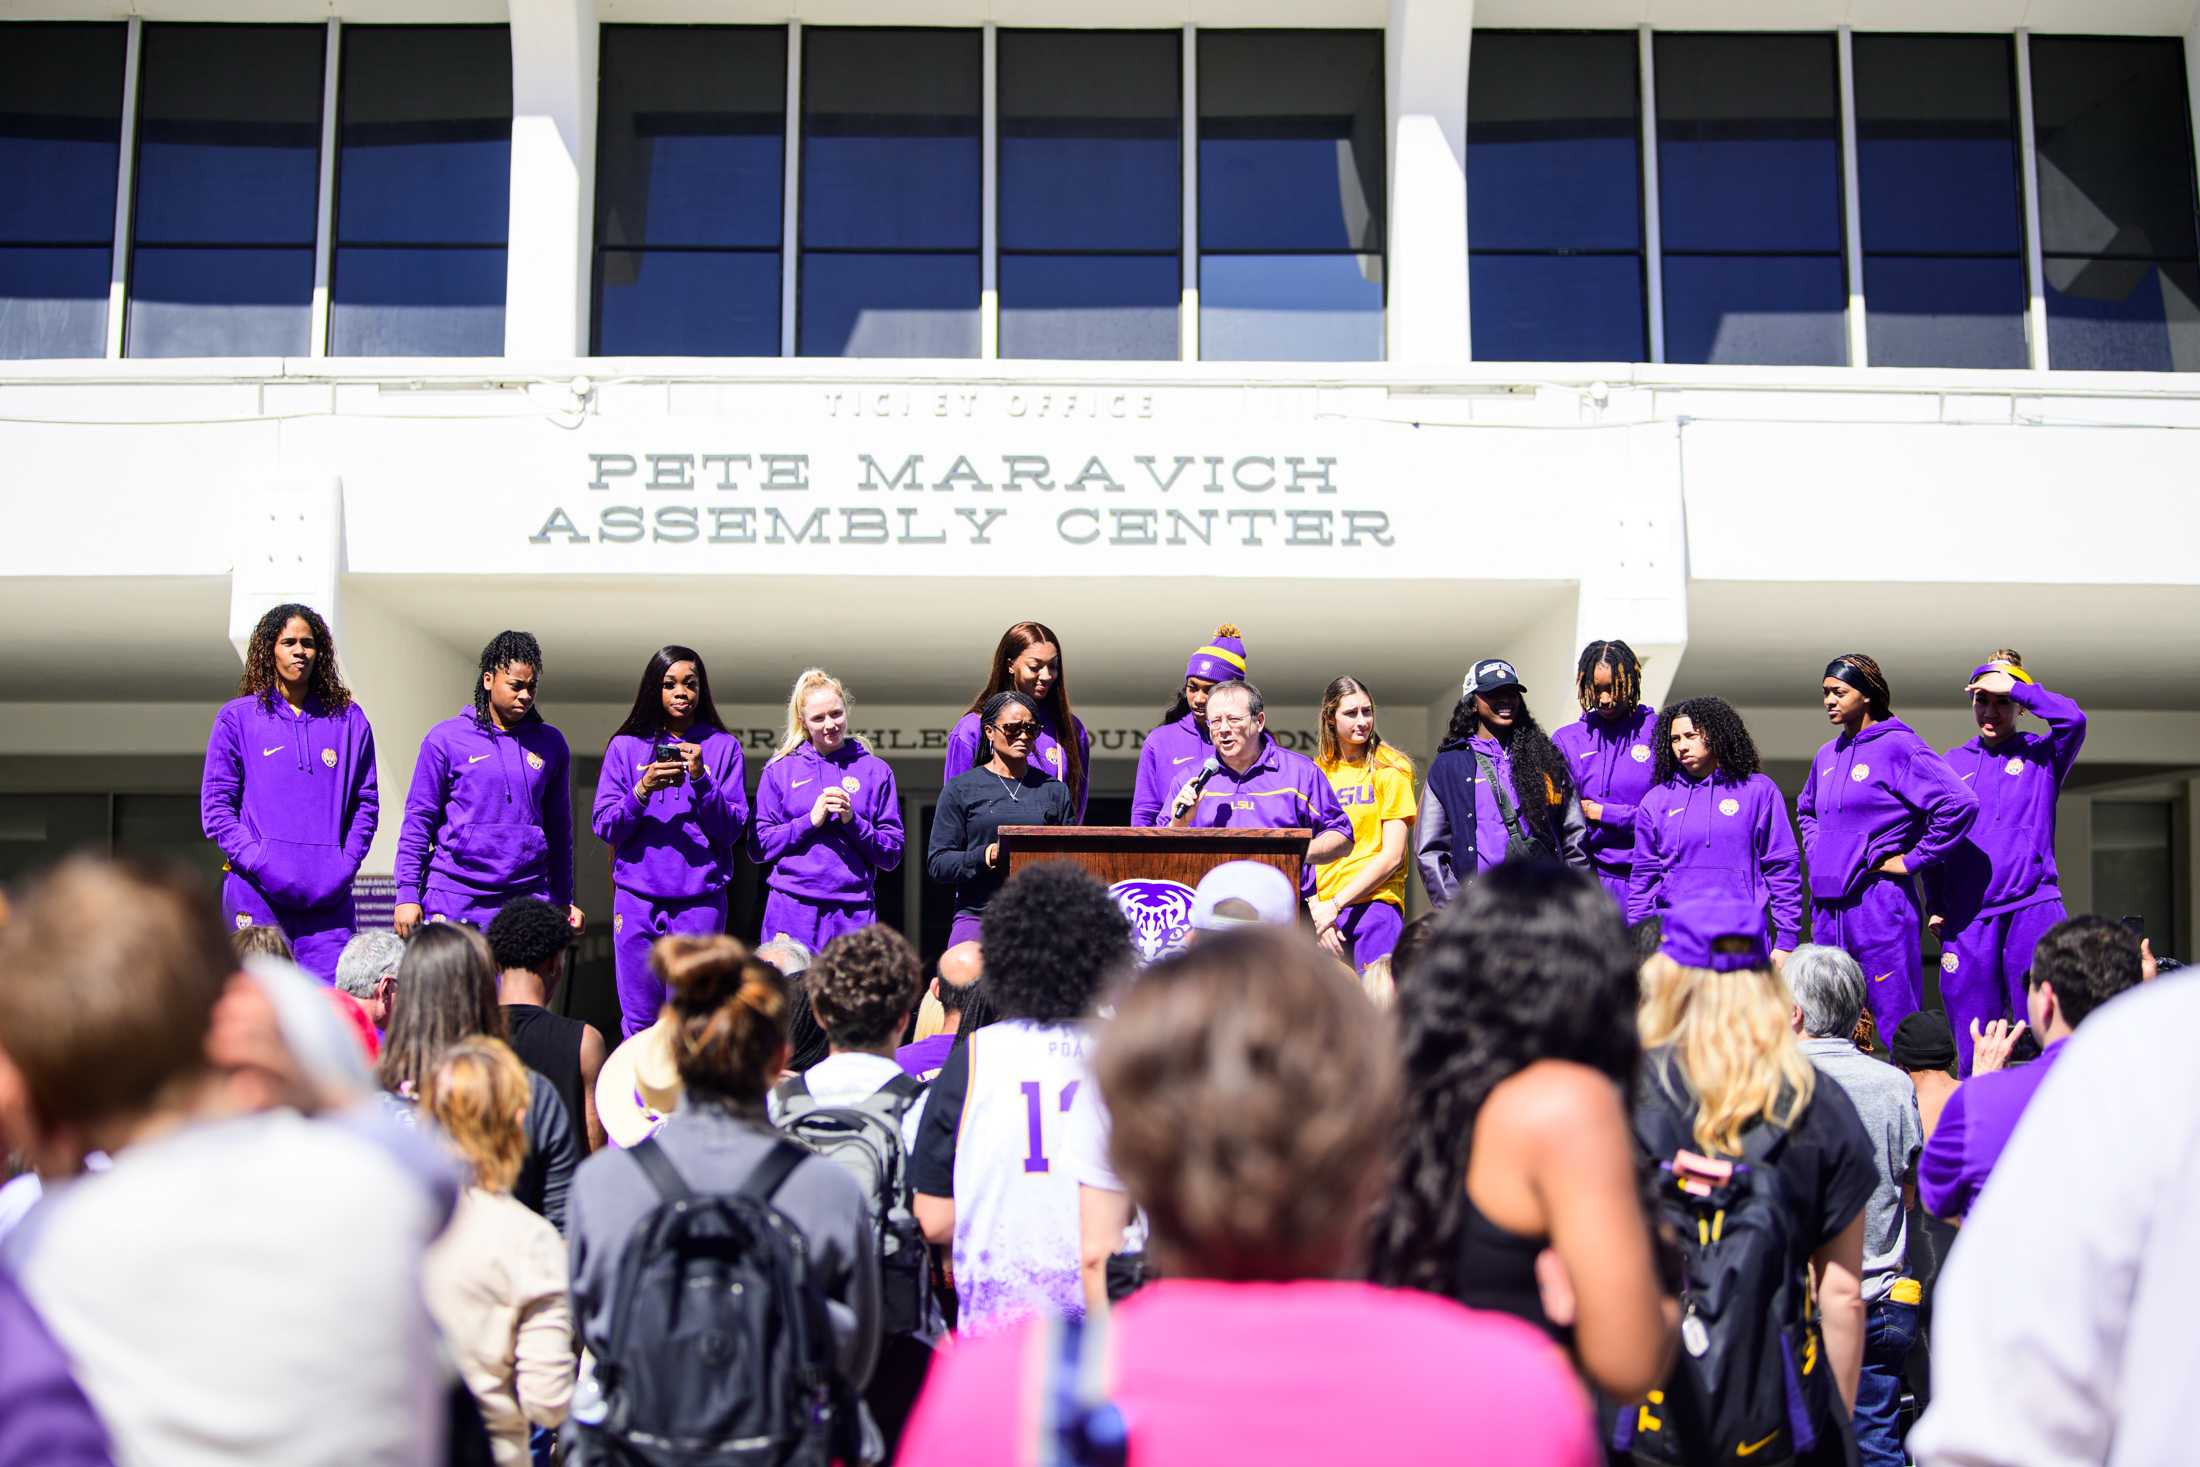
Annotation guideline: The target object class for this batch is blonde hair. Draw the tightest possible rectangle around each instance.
[424,1037,532,1193]
[1637,953,1814,1157]
[1987,648,2023,668]
[773,668,851,762]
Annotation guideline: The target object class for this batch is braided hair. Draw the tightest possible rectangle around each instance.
[1826,651,1892,720]
[239,602,352,714]
[1367,863,1640,1294]
[1437,695,1576,815]
[979,689,1043,765]
[473,630,545,730]
[1652,696,1761,785]
[1575,639,1642,715]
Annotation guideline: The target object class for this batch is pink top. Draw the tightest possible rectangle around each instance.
[896,1278,1599,1467]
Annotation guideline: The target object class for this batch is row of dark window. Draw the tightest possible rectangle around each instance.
[3,24,2196,368]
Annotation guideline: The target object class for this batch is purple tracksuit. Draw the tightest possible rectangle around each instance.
[944,709,1092,823]
[1131,712,1210,827]
[200,694,379,981]
[1552,704,1659,910]
[1627,771,1804,948]
[395,711,574,930]
[1922,681,2086,1074]
[748,739,903,950]
[1151,734,1350,895]
[592,728,750,1039]
[1797,718,1979,1036]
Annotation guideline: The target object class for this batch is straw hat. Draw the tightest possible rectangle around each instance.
[593,1011,683,1148]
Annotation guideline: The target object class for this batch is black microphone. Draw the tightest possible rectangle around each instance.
[1174,756,1222,816]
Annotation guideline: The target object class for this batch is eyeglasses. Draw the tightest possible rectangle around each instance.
[991,722,1039,740]
[1207,714,1255,730]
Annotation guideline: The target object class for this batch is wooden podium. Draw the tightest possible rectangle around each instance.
[997,825,1310,891]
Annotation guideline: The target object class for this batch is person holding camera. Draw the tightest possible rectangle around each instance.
[592,646,750,1039]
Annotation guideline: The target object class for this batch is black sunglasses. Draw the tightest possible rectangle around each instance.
[990,721,1039,739]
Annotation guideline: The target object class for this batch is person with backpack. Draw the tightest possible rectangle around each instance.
[770,923,937,1458]
[1626,899,1877,1467]
[564,934,880,1466]
[1415,659,1590,909]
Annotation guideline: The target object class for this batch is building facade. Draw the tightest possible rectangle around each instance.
[4,0,2197,989]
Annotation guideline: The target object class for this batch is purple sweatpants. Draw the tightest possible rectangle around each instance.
[612,887,729,1039]
[948,910,985,949]
[759,889,877,956]
[223,873,353,984]
[1335,901,1404,973]
[422,884,550,933]
[1939,898,2065,1077]
[1812,876,1924,1038]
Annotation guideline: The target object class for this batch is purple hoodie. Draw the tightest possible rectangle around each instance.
[200,695,378,910]
[749,739,904,903]
[1552,704,1659,876]
[1796,717,1978,903]
[1628,771,1803,947]
[395,711,574,907]
[1923,681,2087,925]
[1132,712,1210,827]
[592,728,750,901]
[943,709,1092,823]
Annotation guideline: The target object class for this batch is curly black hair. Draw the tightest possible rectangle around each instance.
[979,863,1133,1024]
[1436,694,1575,818]
[810,923,925,1050]
[1652,695,1761,785]
[1366,862,1641,1296]
[473,630,544,730]
[485,897,573,975]
[1576,639,1641,714]
[239,602,352,714]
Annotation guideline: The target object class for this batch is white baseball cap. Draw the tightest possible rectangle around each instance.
[1189,861,1299,932]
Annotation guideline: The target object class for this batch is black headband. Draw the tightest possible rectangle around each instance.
[1824,660,1877,698]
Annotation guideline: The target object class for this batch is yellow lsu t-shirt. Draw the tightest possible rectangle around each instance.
[1314,749,1416,909]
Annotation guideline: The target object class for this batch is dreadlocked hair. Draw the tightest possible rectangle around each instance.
[1366,863,1640,1295]
[1438,695,1574,811]
[1160,623,1240,725]
[1653,696,1761,785]
[239,603,352,714]
[473,631,544,730]
[1575,639,1642,715]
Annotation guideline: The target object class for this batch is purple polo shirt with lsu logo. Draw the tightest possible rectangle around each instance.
[1156,735,1349,893]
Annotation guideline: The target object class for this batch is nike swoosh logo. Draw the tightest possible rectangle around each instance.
[1870,972,1892,983]
[1579,751,1596,759]
[1668,807,1684,816]
[1173,755,1197,765]
[468,753,492,764]
[1737,1432,1780,1457]
[261,746,283,757]
[792,778,813,788]
[1961,772,1975,781]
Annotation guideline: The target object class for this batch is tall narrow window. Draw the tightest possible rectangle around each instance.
[998,29,1180,360]
[127,24,322,358]
[1657,33,1847,365]
[1199,30,1385,361]
[2030,37,2200,371]
[1467,30,1644,361]
[0,23,125,359]
[800,28,980,358]
[332,25,511,357]
[594,26,785,356]
[1853,35,2027,369]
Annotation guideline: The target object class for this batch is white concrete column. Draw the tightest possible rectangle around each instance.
[504,0,600,356]
[2053,789,2093,918]
[340,587,478,877]
[1385,0,1472,365]
[227,476,344,661]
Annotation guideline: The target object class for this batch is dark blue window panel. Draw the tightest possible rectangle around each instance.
[330,246,506,356]
[2044,257,2200,371]
[1200,253,1383,361]
[596,250,780,356]
[0,247,109,359]
[125,246,311,357]
[1663,255,1846,365]
[0,24,126,245]
[999,30,1178,252]
[596,26,784,250]
[1470,253,1645,361]
[800,251,978,358]
[1001,253,1178,360]
[336,26,512,246]
[1199,31,1384,253]
[132,26,323,246]
[1467,31,1641,252]
[1657,34,1843,254]
[1853,35,2021,256]
[802,30,979,251]
[1863,256,2027,369]
[2032,39,2198,263]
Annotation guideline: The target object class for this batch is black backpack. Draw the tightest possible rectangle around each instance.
[566,1137,864,1467]
[1614,1055,1842,1467]
[771,1071,932,1338]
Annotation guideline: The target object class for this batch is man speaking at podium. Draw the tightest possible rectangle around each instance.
[1162,681,1352,883]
